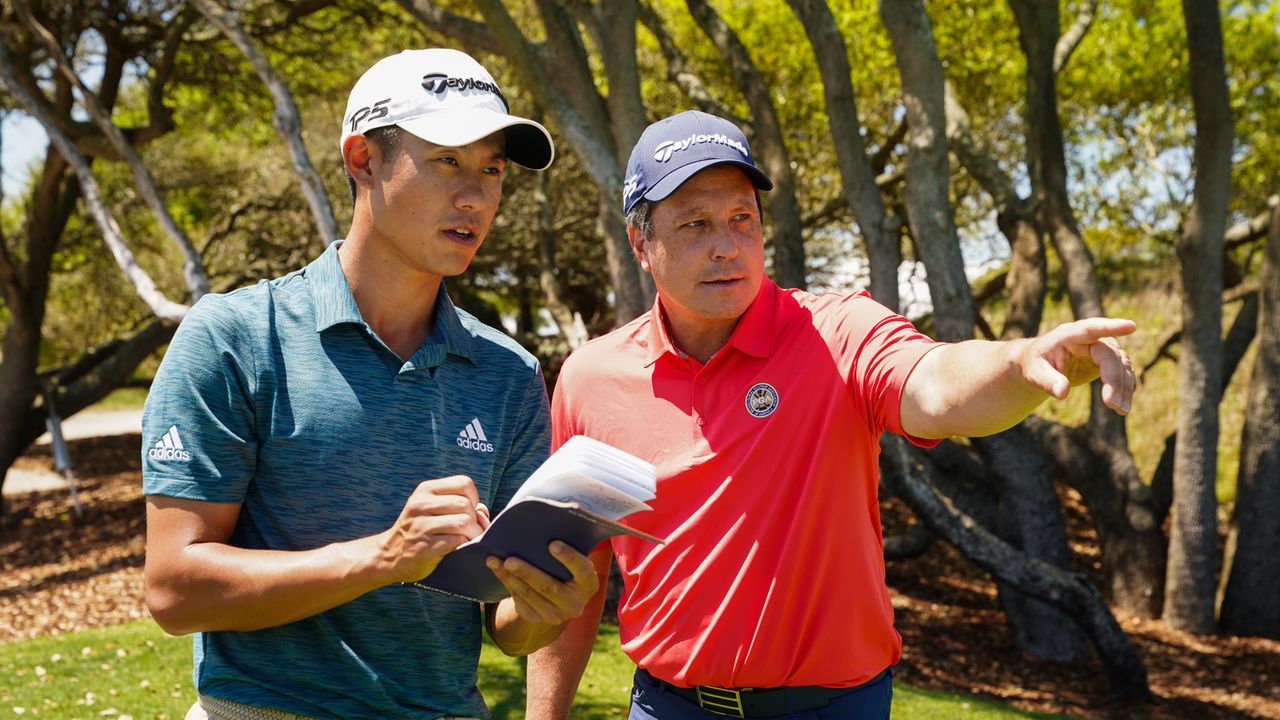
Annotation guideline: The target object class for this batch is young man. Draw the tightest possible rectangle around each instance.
[525,110,1136,719]
[142,49,599,720]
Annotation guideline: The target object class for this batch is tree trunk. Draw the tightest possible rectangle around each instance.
[941,81,1044,338]
[879,0,1089,660]
[1009,0,1103,321]
[0,149,79,508]
[685,0,807,290]
[1164,0,1233,635]
[1025,416,1167,617]
[0,41,190,322]
[1151,290,1259,523]
[14,0,210,300]
[427,0,650,324]
[1008,0,1165,617]
[973,428,1090,661]
[1218,204,1280,637]
[877,0,973,342]
[787,0,896,307]
[191,0,337,252]
[535,164,589,350]
[882,436,1152,701]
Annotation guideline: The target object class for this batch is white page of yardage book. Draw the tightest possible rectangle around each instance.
[557,436,656,497]
[508,436,656,520]
[508,469,652,520]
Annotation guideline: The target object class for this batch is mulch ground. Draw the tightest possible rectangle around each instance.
[2,434,1278,719]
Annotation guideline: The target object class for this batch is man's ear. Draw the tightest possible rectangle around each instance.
[627,224,651,272]
[343,135,378,195]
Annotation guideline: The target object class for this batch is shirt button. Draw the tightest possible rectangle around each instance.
[696,417,706,427]
[696,377,707,386]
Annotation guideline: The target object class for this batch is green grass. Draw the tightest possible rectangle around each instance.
[0,621,1077,719]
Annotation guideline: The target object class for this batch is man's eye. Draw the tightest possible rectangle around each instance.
[437,156,459,166]
[684,219,705,228]
[484,166,505,176]
[732,213,751,222]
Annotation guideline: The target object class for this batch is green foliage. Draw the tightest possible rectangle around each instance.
[0,620,1079,719]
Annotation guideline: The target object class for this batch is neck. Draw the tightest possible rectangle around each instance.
[338,231,441,361]
[662,310,740,365]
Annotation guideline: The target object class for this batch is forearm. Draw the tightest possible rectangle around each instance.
[524,590,607,720]
[145,533,395,635]
[486,599,569,656]
[901,338,1048,439]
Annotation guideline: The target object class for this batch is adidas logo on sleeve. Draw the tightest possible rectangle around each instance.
[456,418,494,453]
[148,425,191,461]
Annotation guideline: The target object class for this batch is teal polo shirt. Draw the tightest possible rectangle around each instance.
[142,242,551,719]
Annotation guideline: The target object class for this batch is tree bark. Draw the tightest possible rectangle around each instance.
[1218,204,1280,638]
[1151,290,1259,523]
[1009,0,1164,617]
[877,0,974,341]
[942,81,1044,338]
[882,436,1152,701]
[685,0,807,290]
[787,0,896,308]
[535,161,588,350]
[458,0,650,324]
[972,428,1090,661]
[879,0,1088,659]
[0,41,189,322]
[1164,0,1233,635]
[1009,0,1103,322]
[0,150,78,510]
[13,0,210,300]
[191,0,338,252]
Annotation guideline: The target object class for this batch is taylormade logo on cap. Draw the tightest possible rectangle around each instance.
[340,49,554,171]
[622,110,773,214]
[420,73,507,104]
[652,132,750,163]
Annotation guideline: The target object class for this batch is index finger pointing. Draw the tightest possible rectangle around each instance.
[1056,318,1137,346]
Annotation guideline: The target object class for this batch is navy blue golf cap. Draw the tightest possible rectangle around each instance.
[622,110,773,214]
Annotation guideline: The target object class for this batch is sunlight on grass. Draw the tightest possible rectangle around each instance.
[0,620,1080,719]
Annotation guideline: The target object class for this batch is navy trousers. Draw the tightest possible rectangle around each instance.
[627,668,893,720]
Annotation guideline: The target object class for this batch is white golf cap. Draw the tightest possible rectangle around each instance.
[340,49,554,170]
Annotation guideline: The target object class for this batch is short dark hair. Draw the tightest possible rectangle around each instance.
[346,125,406,205]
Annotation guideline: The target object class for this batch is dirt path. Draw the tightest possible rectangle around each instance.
[3,409,142,496]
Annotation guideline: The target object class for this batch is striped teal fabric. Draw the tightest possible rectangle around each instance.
[142,241,551,719]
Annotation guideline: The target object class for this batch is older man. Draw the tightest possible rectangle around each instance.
[526,110,1134,719]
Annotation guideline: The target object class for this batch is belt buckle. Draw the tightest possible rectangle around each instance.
[695,685,746,718]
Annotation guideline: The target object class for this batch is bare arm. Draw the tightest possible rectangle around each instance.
[144,475,486,635]
[900,317,1136,439]
[483,540,602,656]
[524,546,613,720]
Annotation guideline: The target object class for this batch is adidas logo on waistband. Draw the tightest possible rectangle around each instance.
[457,418,494,453]
[148,425,191,462]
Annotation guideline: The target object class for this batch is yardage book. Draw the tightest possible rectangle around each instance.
[411,435,662,602]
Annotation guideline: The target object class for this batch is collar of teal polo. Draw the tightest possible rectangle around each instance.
[308,241,474,365]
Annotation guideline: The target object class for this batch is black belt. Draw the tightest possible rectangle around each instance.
[641,667,891,718]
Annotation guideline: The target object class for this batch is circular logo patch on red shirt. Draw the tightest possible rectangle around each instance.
[745,382,779,418]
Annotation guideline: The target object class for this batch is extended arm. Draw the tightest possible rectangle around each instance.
[144,476,487,635]
[900,317,1136,439]
[524,546,613,720]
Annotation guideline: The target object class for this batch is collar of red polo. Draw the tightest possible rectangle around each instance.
[644,278,777,366]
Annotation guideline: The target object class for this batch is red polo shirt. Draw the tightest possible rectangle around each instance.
[552,279,941,689]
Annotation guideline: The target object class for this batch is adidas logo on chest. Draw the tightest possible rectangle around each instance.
[457,418,494,453]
